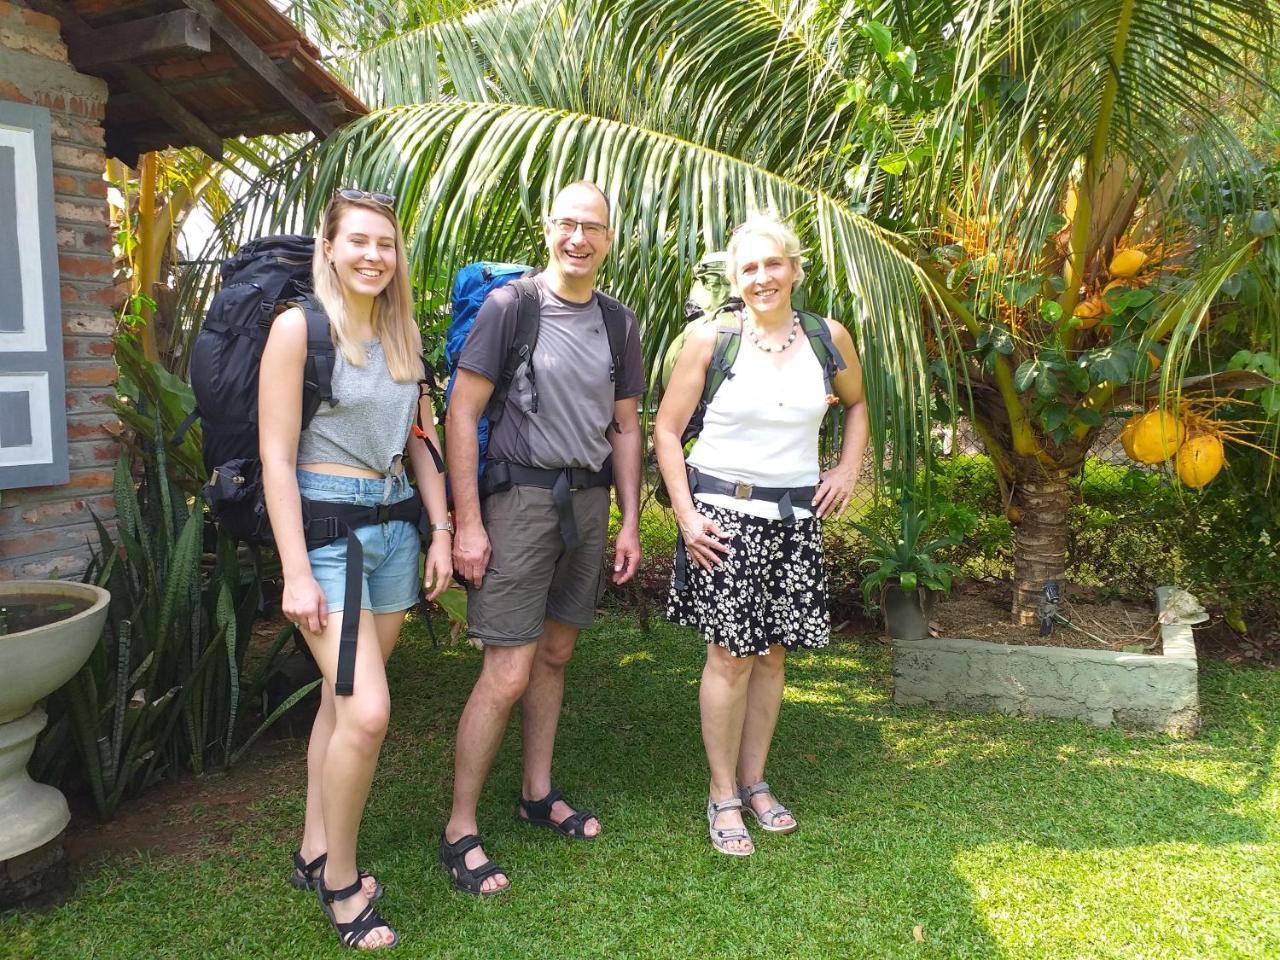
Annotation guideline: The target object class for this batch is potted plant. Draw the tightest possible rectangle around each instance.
[0,580,109,904]
[854,507,962,640]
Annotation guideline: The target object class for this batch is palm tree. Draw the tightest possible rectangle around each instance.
[915,1,1278,620]
[193,0,1278,623]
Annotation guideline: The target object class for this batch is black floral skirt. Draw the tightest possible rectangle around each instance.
[666,501,829,657]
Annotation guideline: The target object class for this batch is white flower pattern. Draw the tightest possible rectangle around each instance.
[666,501,830,657]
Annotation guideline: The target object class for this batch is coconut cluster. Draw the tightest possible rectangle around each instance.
[1120,410,1225,489]
[1073,248,1149,329]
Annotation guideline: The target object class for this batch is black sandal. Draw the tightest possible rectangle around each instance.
[516,787,599,840]
[315,870,398,951]
[291,850,383,901]
[438,831,509,896]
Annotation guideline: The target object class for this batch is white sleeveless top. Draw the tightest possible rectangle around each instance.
[686,326,829,520]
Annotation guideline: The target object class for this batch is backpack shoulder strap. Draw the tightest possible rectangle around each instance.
[797,310,848,436]
[298,294,334,430]
[595,290,630,399]
[485,276,541,422]
[701,307,743,408]
[798,310,846,394]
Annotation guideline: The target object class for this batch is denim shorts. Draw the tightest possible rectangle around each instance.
[297,469,421,615]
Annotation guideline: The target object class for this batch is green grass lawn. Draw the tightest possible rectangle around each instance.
[3,613,1279,959]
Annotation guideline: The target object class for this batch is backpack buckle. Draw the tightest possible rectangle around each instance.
[307,516,340,544]
[376,504,391,524]
[733,481,753,499]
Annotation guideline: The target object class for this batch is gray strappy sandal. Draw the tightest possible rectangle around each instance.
[706,796,754,856]
[738,780,798,834]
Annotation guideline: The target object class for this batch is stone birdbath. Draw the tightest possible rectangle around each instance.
[0,580,109,905]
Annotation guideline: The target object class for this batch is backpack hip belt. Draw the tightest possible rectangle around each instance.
[673,467,815,590]
[302,496,426,696]
[479,459,612,550]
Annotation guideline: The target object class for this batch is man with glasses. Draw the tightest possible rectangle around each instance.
[439,181,644,895]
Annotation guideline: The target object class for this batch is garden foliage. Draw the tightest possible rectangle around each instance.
[32,400,315,818]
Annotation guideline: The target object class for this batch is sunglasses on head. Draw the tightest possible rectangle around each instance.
[337,188,396,208]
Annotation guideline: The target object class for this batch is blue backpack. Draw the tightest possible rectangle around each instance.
[445,263,536,476]
[444,262,629,476]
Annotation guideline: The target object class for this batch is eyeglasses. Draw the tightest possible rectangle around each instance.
[547,217,609,239]
[337,188,396,208]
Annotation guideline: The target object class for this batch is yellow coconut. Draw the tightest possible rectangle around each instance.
[1074,297,1104,329]
[1176,433,1225,489]
[1109,248,1147,278]
[1101,279,1136,314]
[1074,297,1104,318]
[1120,414,1142,460]
[1130,410,1186,464]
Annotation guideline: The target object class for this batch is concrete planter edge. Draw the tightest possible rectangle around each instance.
[891,585,1200,735]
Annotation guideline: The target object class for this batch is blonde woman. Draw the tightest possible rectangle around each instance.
[260,189,451,949]
[654,215,868,856]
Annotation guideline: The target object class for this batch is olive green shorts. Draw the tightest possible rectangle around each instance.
[466,483,611,645]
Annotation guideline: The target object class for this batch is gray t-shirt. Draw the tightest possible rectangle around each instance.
[458,275,644,471]
[298,339,418,474]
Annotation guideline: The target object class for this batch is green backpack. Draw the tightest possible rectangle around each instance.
[658,253,731,392]
[659,252,845,446]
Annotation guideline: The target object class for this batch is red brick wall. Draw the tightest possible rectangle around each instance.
[0,0,118,580]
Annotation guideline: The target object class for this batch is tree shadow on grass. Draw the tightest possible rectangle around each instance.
[8,613,1272,959]
[362,616,1269,960]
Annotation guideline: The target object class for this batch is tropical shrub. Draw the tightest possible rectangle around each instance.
[31,428,315,818]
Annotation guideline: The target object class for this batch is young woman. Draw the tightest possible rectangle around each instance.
[654,215,869,856]
[260,189,452,949]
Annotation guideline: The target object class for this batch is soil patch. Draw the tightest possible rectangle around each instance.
[933,580,1162,654]
[62,724,308,870]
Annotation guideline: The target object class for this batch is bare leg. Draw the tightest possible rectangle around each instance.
[700,643,755,854]
[444,642,538,893]
[296,611,405,898]
[299,680,336,863]
[736,645,794,829]
[301,608,395,948]
[518,618,600,836]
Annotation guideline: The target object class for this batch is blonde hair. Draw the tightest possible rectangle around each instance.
[312,194,424,383]
[725,214,805,289]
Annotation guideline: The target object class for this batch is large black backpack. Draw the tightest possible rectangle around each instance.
[182,235,428,698]
[182,234,335,546]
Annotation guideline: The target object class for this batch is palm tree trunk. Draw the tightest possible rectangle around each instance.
[1010,469,1075,625]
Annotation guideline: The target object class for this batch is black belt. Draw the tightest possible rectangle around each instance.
[479,460,612,549]
[302,495,425,696]
[672,467,815,590]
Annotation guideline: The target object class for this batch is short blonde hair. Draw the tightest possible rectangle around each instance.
[725,214,805,288]
[312,194,424,384]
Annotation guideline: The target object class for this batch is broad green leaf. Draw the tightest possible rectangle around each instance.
[860,20,893,59]
[1040,403,1069,431]
[1249,209,1278,238]
[1014,359,1037,393]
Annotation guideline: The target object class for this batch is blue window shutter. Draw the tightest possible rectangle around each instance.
[0,102,69,490]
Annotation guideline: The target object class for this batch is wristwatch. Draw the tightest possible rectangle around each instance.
[430,520,454,535]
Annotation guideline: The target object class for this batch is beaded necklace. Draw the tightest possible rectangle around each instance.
[746,313,799,353]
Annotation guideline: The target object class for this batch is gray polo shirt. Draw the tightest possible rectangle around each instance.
[458,275,645,472]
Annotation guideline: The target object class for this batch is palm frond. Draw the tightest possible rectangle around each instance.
[337,0,536,106]
[338,0,888,186]
[930,0,1277,270]
[195,100,938,475]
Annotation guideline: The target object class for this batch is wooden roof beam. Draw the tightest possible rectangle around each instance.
[29,0,224,160]
[112,66,224,160]
[69,11,211,71]
[179,0,335,138]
